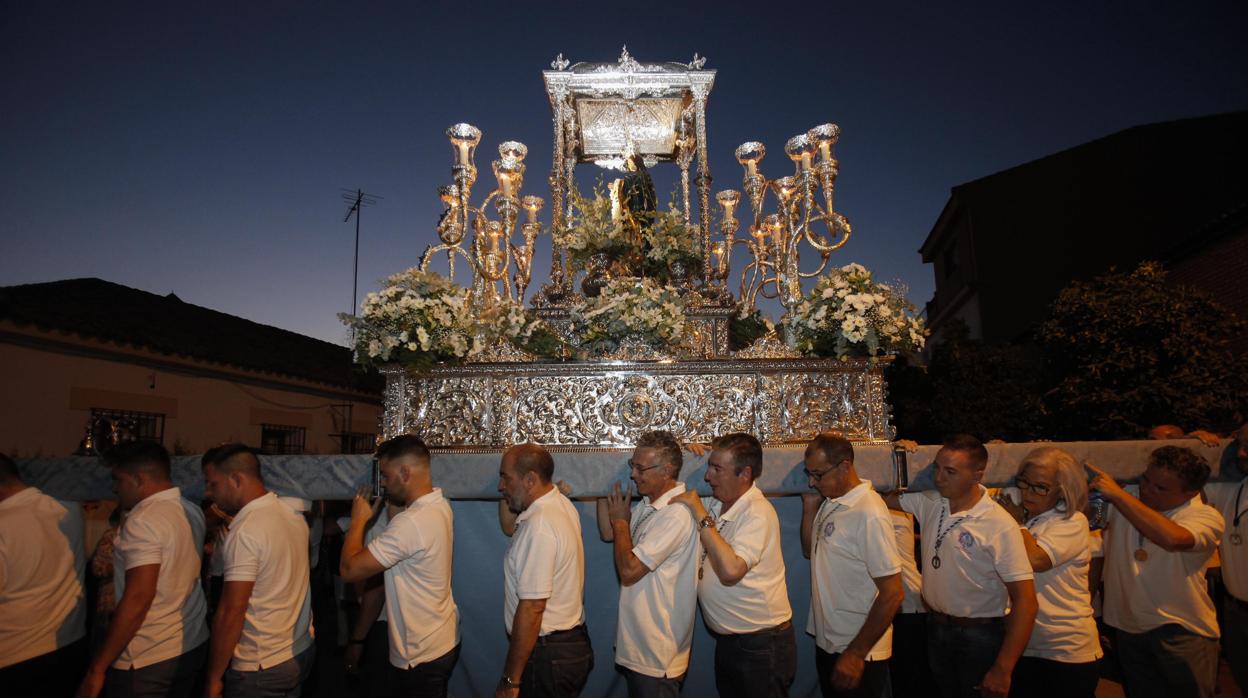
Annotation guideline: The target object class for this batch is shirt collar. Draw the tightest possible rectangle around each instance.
[719,483,762,521]
[1165,494,1201,516]
[131,486,181,514]
[515,485,559,524]
[407,487,444,511]
[946,485,995,519]
[645,482,685,510]
[828,479,873,507]
[233,491,277,522]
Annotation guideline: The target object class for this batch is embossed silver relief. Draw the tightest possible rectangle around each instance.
[383,358,893,449]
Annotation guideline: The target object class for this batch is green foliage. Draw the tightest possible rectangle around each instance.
[1039,262,1246,439]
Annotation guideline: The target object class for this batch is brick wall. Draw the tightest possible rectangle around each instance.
[1169,224,1248,354]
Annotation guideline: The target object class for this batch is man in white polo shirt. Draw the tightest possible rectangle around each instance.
[672,432,796,698]
[595,430,699,697]
[201,444,315,698]
[339,434,460,696]
[1207,423,1248,695]
[799,433,904,698]
[496,443,592,697]
[888,433,1036,698]
[77,441,208,698]
[1088,445,1224,698]
[0,451,87,698]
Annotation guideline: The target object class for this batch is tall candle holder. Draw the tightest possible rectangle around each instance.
[710,124,853,345]
[420,124,544,311]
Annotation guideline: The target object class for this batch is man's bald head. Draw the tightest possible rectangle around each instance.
[503,443,555,484]
[1148,424,1186,440]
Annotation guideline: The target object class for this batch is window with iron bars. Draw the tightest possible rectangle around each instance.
[261,424,306,455]
[90,408,166,445]
[336,432,377,455]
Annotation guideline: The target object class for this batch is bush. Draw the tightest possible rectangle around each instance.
[1040,262,1246,439]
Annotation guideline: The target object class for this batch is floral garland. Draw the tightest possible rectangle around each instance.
[792,263,927,360]
[569,277,687,355]
[339,267,559,369]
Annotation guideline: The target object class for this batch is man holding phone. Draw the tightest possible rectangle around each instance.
[340,435,460,696]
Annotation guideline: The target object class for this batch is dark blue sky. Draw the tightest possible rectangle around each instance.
[4,2,1246,344]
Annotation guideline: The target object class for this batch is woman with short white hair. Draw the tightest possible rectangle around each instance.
[995,446,1102,698]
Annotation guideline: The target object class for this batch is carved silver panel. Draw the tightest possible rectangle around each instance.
[382,358,894,449]
[576,98,686,158]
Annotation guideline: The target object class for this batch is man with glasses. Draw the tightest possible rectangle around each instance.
[596,431,699,697]
[885,433,1036,698]
[800,433,904,697]
[672,433,796,697]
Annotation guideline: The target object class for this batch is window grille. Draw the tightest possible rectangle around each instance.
[90,408,165,445]
[261,424,306,455]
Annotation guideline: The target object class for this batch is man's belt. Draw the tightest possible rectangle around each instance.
[535,624,588,645]
[738,619,793,636]
[927,610,1004,627]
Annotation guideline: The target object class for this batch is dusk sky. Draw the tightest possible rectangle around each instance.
[4,2,1246,346]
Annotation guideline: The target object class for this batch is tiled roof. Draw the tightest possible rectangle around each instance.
[0,277,380,393]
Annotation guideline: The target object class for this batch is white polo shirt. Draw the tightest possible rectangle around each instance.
[616,482,700,679]
[889,511,925,614]
[112,487,209,669]
[504,487,584,635]
[697,484,792,634]
[1206,478,1248,603]
[1022,508,1101,663]
[807,480,903,659]
[901,487,1033,618]
[1103,492,1223,637]
[0,487,86,669]
[367,489,460,669]
[222,492,315,670]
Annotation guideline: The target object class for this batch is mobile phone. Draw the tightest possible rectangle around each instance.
[891,444,910,490]
[370,458,384,500]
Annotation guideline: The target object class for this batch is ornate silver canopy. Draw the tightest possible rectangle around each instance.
[539,48,717,301]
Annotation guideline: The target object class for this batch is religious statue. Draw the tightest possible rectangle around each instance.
[605,150,657,277]
[616,152,657,237]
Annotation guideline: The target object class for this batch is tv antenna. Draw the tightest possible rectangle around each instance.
[341,188,381,330]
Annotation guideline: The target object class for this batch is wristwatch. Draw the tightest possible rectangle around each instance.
[499,675,519,690]
[699,514,716,530]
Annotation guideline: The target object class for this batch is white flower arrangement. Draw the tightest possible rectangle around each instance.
[642,208,702,273]
[552,187,630,266]
[569,277,687,355]
[793,263,927,359]
[340,267,563,368]
[338,267,483,368]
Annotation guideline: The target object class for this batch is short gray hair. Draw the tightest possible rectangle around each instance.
[636,431,683,479]
[1018,446,1087,517]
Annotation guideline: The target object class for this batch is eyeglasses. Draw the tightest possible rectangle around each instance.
[628,459,664,475]
[803,460,846,481]
[1014,477,1052,497]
